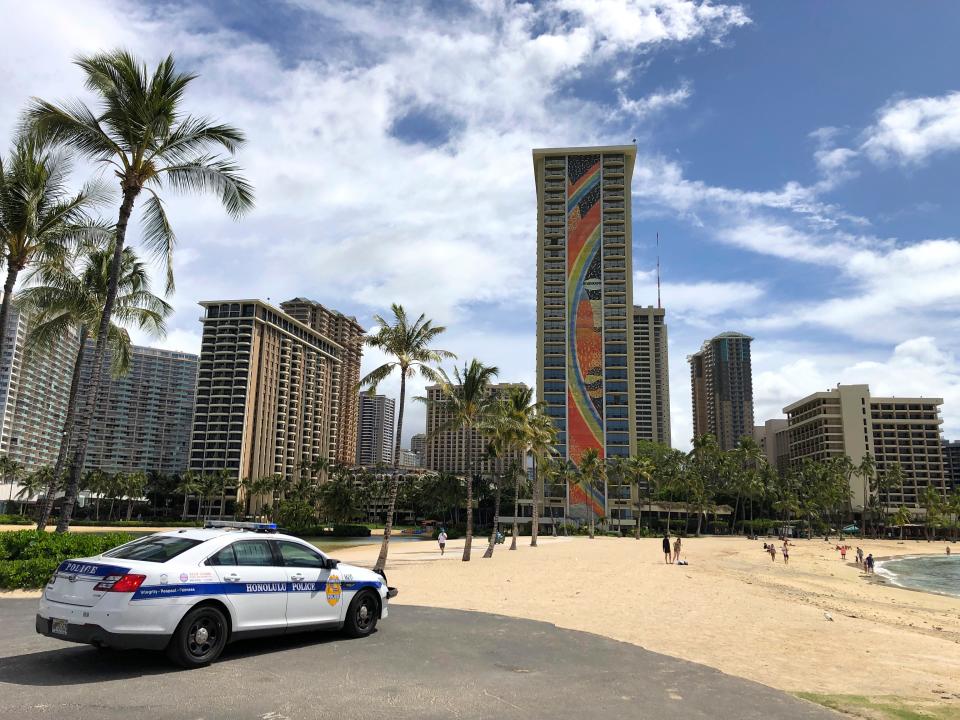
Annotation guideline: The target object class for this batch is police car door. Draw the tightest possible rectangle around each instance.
[276,541,340,628]
[207,539,288,632]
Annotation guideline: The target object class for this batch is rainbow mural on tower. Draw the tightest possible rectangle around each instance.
[566,154,605,519]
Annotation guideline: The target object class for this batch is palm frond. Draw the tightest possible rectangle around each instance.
[160,156,254,219]
[140,190,176,292]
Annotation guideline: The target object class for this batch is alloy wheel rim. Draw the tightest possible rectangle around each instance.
[357,599,373,629]
[188,616,219,657]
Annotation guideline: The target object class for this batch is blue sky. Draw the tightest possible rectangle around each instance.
[2,0,960,448]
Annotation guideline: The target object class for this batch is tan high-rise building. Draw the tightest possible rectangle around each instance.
[189,301,353,510]
[784,384,948,512]
[753,418,790,474]
[0,307,79,473]
[280,298,364,465]
[688,332,754,450]
[423,382,527,475]
[633,306,670,446]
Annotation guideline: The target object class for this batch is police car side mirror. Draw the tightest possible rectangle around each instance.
[325,558,340,570]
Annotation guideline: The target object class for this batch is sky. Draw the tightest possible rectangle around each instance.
[2,0,960,450]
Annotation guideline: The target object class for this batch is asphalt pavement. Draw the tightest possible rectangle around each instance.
[0,599,837,719]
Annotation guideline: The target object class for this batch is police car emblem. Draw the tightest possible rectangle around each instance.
[326,574,341,606]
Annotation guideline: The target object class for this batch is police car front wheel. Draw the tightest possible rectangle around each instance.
[166,605,228,668]
[343,591,378,638]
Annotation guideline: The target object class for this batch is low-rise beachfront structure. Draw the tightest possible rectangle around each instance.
[784,384,949,514]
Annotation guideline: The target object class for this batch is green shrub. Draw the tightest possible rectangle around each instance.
[71,519,203,527]
[0,558,60,589]
[0,514,32,525]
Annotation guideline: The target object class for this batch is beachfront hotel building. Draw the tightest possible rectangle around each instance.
[534,145,638,521]
[422,382,527,475]
[753,418,790,475]
[356,393,395,466]
[0,307,79,474]
[633,305,671,446]
[279,298,365,466]
[189,300,357,512]
[784,384,948,512]
[73,343,198,475]
[942,440,960,493]
[688,332,754,451]
[410,432,426,466]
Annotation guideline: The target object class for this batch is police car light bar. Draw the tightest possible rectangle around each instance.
[205,520,278,532]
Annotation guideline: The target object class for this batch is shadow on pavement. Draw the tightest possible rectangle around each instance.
[0,629,367,686]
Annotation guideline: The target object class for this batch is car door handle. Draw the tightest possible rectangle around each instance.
[224,573,241,582]
[290,573,305,582]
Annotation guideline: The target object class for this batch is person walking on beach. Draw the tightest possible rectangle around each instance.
[782,541,790,565]
[839,545,847,561]
[768,544,777,562]
[865,553,875,573]
[673,536,682,564]
[438,529,448,556]
[856,547,863,566]
[662,534,672,564]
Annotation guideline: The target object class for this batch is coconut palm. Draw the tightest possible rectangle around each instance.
[16,466,52,515]
[527,411,556,547]
[427,359,500,560]
[625,455,654,539]
[28,50,253,532]
[122,470,147,521]
[359,304,454,572]
[574,448,605,539]
[21,244,171,530]
[893,505,912,541]
[855,453,876,537]
[0,456,24,511]
[0,130,107,362]
[174,471,200,520]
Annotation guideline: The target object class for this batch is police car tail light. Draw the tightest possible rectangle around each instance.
[94,573,146,592]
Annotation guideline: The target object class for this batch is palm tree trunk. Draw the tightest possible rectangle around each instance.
[510,468,519,550]
[530,455,540,547]
[375,372,406,573]
[589,514,595,539]
[37,327,88,529]
[462,423,474,561]
[57,188,138,533]
[0,265,21,363]
[635,505,641,539]
[182,493,188,520]
[483,475,501,558]
[125,498,133,521]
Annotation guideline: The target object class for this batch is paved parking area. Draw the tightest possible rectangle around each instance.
[0,599,836,719]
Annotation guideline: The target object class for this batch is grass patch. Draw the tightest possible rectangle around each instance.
[795,693,960,720]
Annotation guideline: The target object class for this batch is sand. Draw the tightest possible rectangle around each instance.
[4,527,959,705]
[334,534,960,702]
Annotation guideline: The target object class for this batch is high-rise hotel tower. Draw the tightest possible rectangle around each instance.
[534,145,637,520]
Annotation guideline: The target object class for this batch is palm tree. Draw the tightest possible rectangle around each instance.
[855,453,876,537]
[574,448,605,539]
[28,50,253,532]
[428,359,500,560]
[359,304,454,572]
[85,469,108,520]
[0,456,24,512]
[174,471,199,520]
[16,466,52,515]
[527,411,556,547]
[0,130,107,362]
[625,455,654,539]
[893,505,912,541]
[21,244,171,530]
[123,470,147,521]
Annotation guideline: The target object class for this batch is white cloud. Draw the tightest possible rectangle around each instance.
[861,91,960,165]
[633,270,764,317]
[618,82,691,120]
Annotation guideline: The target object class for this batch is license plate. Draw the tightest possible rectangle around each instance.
[51,619,68,636]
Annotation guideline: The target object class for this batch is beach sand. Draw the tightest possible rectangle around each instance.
[335,534,960,704]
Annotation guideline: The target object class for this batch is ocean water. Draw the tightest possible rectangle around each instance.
[875,554,960,598]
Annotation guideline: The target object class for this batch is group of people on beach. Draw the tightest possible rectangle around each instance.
[835,543,875,572]
[661,534,684,564]
[762,539,790,564]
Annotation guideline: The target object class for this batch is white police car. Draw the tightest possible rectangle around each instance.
[36,522,397,667]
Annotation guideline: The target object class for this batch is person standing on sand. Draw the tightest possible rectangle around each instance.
[856,547,863,565]
[438,529,448,556]
[673,536,682,564]
[769,544,777,562]
[840,545,847,561]
[662,534,671,564]
[782,541,790,565]
[866,553,874,573]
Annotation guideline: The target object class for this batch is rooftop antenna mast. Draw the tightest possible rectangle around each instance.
[656,232,662,309]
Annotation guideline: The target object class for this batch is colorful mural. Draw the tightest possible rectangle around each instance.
[566,154,605,519]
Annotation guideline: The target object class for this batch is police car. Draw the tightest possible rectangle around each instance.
[36,522,398,667]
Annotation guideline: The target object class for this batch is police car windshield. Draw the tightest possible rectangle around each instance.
[102,536,202,563]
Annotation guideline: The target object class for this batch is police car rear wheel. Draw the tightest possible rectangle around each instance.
[343,591,378,638]
[167,606,228,667]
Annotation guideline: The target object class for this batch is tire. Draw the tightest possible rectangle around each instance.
[342,591,378,638]
[166,605,228,668]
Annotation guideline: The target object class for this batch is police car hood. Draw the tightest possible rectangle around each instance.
[332,563,383,585]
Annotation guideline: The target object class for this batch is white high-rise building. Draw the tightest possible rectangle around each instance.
[356,394,395,466]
